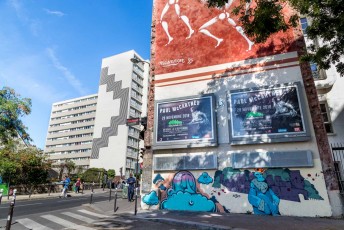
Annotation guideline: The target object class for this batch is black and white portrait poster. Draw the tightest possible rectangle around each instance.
[156,95,215,143]
[229,84,306,138]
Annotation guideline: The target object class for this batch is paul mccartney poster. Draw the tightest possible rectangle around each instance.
[154,94,217,149]
[228,82,310,144]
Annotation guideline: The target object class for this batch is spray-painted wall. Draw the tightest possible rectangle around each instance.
[142,166,331,216]
[147,0,334,217]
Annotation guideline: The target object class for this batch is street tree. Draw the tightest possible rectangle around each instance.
[16,147,51,194]
[0,142,51,192]
[81,168,104,183]
[57,159,76,180]
[107,169,116,179]
[205,0,344,75]
[0,87,32,145]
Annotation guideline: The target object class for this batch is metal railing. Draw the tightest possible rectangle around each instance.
[331,143,344,195]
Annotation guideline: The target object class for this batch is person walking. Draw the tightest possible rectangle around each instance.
[75,178,81,193]
[59,175,71,198]
[126,173,136,202]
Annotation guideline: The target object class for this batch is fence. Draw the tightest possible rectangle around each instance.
[331,143,344,195]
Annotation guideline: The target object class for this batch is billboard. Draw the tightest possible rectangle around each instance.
[153,0,297,75]
[154,94,217,149]
[228,82,310,144]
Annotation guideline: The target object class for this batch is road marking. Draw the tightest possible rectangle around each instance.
[77,209,109,218]
[41,214,95,230]
[62,212,95,223]
[0,203,43,209]
[16,218,53,230]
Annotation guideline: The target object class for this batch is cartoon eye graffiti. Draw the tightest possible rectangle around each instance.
[189,200,194,206]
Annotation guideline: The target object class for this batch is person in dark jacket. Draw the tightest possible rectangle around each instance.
[126,173,136,202]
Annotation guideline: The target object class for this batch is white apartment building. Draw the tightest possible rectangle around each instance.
[90,50,149,178]
[301,17,344,196]
[44,94,98,170]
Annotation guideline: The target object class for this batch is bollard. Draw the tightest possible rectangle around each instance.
[114,188,118,212]
[134,187,138,215]
[48,184,52,196]
[0,189,3,205]
[5,190,16,230]
[12,189,17,205]
[5,202,15,230]
[90,193,93,204]
[109,188,112,201]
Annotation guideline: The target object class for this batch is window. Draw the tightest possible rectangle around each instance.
[310,62,319,79]
[300,17,308,35]
[320,102,333,133]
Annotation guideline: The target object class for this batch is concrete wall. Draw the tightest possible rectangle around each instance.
[142,0,337,217]
[90,50,148,177]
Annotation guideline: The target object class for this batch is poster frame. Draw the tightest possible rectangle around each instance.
[228,82,311,145]
[154,94,218,149]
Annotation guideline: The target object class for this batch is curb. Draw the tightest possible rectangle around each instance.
[143,217,234,230]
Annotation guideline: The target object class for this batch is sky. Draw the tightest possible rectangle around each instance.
[0,0,153,149]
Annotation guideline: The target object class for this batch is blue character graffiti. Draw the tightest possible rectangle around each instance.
[153,174,165,185]
[161,171,217,212]
[142,191,160,206]
[198,172,213,185]
[213,167,323,202]
[248,170,280,216]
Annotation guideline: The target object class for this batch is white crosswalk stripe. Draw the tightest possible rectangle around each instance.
[61,211,95,224]
[41,214,95,230]
[12,209,107,230]
[16,218,54,230]
[77,209,109,218]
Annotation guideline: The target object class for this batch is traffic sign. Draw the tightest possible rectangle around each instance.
[126,118,140,126]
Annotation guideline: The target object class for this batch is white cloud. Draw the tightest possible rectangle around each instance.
[44,8,65,17]
[46,48,87,95]
[8,0,21,14]
[8,0,41,36]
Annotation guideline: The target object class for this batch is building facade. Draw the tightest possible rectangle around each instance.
[44,94,98,170]
[301,17,344,198]
[90,50,149,178]
[141,0,342,217]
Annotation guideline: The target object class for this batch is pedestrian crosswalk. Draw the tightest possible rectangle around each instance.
[11,209,110,230]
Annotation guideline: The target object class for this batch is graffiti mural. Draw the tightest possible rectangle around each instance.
[143,171,219,212]
[248,170,280,215]
[198,172,213,185]
[142,168,324,216]
[212,167,324,203]
[142,191,160,206]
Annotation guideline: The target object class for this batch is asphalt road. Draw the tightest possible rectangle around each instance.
[0,193,190,230]
[0,193,109,219]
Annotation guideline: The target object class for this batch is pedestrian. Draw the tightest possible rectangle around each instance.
[59,175,71,198]
[126,173,136,202]
[75,178,81,193]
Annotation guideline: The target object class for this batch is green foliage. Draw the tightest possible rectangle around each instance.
[0,143,51,186]
[107,169,116,179]
[206,0,344,75]
[57,159,76,180]
[81,168,103,182]
[206,0,228,8]
[0,87,32,144]
[237,0,290,43]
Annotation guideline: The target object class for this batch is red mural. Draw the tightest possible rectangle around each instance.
[153,0,298,75]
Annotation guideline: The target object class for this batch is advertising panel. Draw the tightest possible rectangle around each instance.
[154,94,217,149]
[153,0,297,75]
[228,82,310,144]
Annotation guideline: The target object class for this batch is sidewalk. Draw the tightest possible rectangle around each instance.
[3,189,344,229]
[0,187,109,203]
[85,191,344,230]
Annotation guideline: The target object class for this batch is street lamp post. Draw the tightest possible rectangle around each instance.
[130,57,151,190]
[130,57,154,194]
